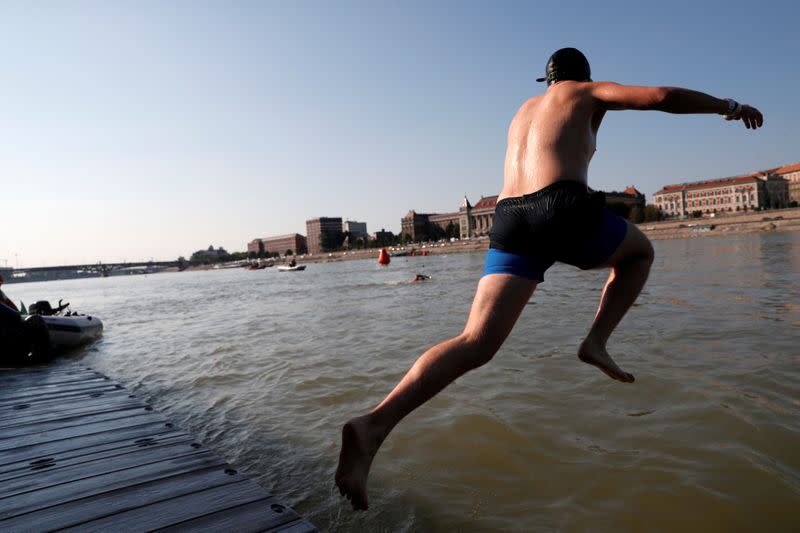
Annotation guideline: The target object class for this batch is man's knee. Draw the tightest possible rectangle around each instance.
[458,330,503,368]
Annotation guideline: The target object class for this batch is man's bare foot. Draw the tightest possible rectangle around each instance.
[578,338,635,383]
[335,416,379,510]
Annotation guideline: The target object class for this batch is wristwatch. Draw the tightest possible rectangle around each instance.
[722,98,742,117]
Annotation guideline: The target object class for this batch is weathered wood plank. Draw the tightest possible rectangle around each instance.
[0,394,143,428]
[0,420,177,467]
[0,465,246,530]
[268,519,321,533]
[0,430,190,480]
[155,498,313,533]
[0,363,317,531]
[1,442,211,499]
[0,404,157,439]
[0,411,168,451]
[0,451,226,519]
[0,369,103,389]
[0,389,134,420]
[0,381,125,407]
[58,481,292,532]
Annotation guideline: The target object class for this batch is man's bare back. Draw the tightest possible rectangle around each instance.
[501,81,600,199]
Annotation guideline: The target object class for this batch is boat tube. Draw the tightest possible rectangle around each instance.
[27,300,104,350]
[40,314,104,349]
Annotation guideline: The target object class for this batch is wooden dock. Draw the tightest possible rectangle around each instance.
[0,362,317,532]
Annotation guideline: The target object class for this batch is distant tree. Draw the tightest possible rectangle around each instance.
[641,205,664,222]
[285,249,293,256]
[629,206,644,224]
[320,230,345,252]
[790,201,798,208]
[445,221,460,239]
[247,251,257,259]
[692,210,703,218]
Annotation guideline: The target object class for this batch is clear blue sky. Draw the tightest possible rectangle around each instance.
[2,0,797,267]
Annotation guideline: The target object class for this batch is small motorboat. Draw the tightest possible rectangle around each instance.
[41,314,104,349]
[277,264,306,272]
[27,300,104,350]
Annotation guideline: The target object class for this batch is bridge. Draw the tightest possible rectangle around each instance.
[1,261,181,284]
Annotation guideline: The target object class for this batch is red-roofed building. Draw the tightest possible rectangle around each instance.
[653,162,799,217]
[605,186,646,213]
[767,163,800,205]
[459,195,498,238]
[654,174,766,217]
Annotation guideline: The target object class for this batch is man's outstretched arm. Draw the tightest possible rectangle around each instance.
[590,82,763,129]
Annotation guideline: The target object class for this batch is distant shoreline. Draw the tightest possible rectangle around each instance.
[286,206,800,265]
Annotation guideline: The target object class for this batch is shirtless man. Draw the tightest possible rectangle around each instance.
[336,47,763,510]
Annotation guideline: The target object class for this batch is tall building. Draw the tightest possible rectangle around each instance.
[766,163,800,205]
[248,234,307,256]
[653,162,800,217]
[343,220,368,239]
[306,217,343,254]
[400,210,459,241]
[459,195,498,239]
[654,175,766,217]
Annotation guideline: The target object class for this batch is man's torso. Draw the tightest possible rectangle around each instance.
[500,81,603,200]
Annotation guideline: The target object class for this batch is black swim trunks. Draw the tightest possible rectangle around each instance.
[484,181,628,282]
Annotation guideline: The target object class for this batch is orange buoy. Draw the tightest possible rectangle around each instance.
[378,248,391,266]
[422,250,428,256]
[411,251,416,257]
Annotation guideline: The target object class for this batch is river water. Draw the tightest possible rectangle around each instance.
[10,232,800,532]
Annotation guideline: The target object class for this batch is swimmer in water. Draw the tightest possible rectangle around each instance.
[336,47,763,510]
[412,274,430,282]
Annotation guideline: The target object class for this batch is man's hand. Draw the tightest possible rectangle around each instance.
[725,104,763,130]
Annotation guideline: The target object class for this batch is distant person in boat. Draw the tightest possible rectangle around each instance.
[336,47,763,510]
[0,274,19,311]
[289,258,297,267]
[412,274,430,283]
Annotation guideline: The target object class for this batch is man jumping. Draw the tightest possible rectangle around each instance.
[336,47,763,510]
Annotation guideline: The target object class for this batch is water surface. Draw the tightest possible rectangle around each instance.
[12,232,800,532]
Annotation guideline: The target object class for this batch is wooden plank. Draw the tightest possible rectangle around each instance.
[154,498,312,533]
[0,363,317,532]
[0,369,104,389]
[0,452,226,519]
[0,465,244,530]
[0,389,134,420]
[0,411,167,451]
[0,394,143,428]
[0,421,181,467]
[0,404,157,439]
[0,441,210,498]
[58,481,291,532]
[0,430,190,479]
[0,376,112,396]
[0,381,124,407]
[268,520,321,533]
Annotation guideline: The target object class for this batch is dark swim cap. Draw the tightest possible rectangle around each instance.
[536,48,592,85]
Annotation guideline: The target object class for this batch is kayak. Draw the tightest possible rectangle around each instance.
[40,314,104,349]
[277,265,306,272]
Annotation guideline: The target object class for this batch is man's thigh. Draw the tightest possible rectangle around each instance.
[594,220,653,269]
